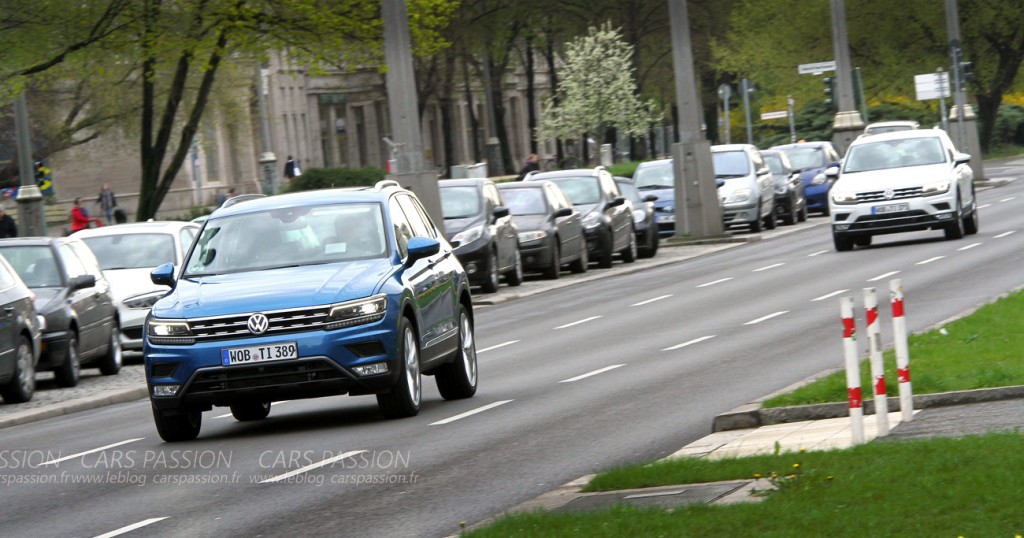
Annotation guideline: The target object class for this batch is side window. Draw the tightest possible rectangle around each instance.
[388,198,413,258]
[0,261,14,290]
[543,184,561,211]
[57,244,87,280]
[180,228,198,261]
[396,194,433,238]
[486,184,504,208]
[68,240,103,278]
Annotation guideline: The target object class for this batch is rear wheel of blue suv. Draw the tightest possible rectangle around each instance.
[144,181,477,442]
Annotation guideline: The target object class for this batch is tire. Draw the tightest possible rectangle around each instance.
[639,228,658,258]
[764,205,777,230]
[854,235,872,247]
[377,317,421,418]
[504,248,524,286]
[54,333,81,388]
[782,198,797,226]
[797,201,808,222]
[821,203,831,217]
[152,405,202,442]
[0,336,35,404]
[230,401,271,421]
[544,243,561,279]
[750,204,763,233]
[481,249,500,293]
[945,193,965,240]
[621,227,637,263]
[597,232,614,268]
[569,239,588,274]
[435,305,478,400]
[834,233,854,252]
[964,198,980,235]
[98,324,122,376]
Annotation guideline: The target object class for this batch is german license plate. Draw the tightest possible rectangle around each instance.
[657,214,675,223]
[221,342,298,366]
[872,203,909,215]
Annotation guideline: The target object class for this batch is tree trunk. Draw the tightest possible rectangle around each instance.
[544,39,563,165]
[488,56,514,174]
[439,51,457,174]
[524,37,537,154]
[462,55,481,163]
[974,91,1001,154]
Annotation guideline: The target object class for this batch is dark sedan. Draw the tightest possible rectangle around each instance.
[497,180,588,279]
[761,149,808,225]
[0,254,44,403]
[615,177,659,258]
[439,178,523,293]
[0,237,121,387]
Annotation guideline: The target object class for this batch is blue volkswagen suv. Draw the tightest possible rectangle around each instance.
[143,181,477,441]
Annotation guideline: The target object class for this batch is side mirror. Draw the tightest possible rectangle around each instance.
[953,152,971,165]
[553,207,573,218]
[715,178,725,188]
[71,274,96,291]
[407,237,440,263]
[643,194,658,202]
[493,206,510,220]
[151,263,176,287]
[608,196,626,208]
[824,165,840,180]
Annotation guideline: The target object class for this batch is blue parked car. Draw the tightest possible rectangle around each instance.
[143,181,478,442]
[769,141,842,216]
[632,158,676,237]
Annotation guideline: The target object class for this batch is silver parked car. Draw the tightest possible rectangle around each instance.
[712,144,776,232]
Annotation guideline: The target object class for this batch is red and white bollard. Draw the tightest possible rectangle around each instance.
[841,296,865,445]
[863,288,889,436]
[890,279,914,422]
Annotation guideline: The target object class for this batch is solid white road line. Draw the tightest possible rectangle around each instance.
[917,256,945,265]
[808,250,830,257]
[478,340,520,353]
[93,517,169,538]
[999,197,1015,202]
[743,311,789,325]
[697,278,733,288]
[958,242,982,251]
[753,263,784,272]
[812,289,849,301]
[555,316,601,330]
[259,450,367,484]
[663,335,715,351]
[867,271,900,282]
[559,364,625,383]
[631,294,672,307]
[41,438,145,466]
[429,400,515,426]
[994,231,1016,238]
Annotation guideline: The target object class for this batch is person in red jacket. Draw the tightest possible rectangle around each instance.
[70,197,102,233]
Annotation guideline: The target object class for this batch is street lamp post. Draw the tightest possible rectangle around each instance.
[829,0,865,154]
[787,96,797,143]
[718,84,731,144]
[741,78,754,145]
[13,92,45,237]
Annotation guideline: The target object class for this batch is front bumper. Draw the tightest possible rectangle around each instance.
[518,237,554,270]
[805,182,832,212]
[452,238,493,285]
[653,209,675,236]
[118,306,149,351]
[721,201,759,226]
[39,330,70,369]
[830,193,958,237]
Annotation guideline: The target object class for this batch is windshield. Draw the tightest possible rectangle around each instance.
[0,245,62,288]
[548,176,600,205]
[82,233,176,270]
[183,203,387,277]
[763,154,785,175]
[501,187,547,215]
[843,137,947,173]
[439,186,481,219]
[633,163,674,189]
[712,151,750,177]
[782,147,826,170]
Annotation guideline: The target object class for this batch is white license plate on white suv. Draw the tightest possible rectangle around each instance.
[872,203,910,215]
[221,342,298,366]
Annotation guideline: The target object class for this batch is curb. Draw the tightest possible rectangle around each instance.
[0,386,149,431]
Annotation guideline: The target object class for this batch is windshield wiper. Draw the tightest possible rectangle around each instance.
[637,184,673,189]
[716,174,746,179]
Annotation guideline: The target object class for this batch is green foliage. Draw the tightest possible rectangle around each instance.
[280,167,387,193]
[606,161,640,178]
[993,104,1024,146]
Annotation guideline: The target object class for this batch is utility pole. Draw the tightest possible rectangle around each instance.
[382,0,444,233]
[829,0,864,154]
[718,84,731,144]
[787,96,797,143]
[741,78,753,145]
[256,63,278,195]
[944,0,984,179]
[13,92,46,237]
[667,0,724,240]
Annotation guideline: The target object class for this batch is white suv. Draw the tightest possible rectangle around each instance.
[827,129,978,251]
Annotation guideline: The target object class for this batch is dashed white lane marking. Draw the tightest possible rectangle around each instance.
[697,278,733,288]
[994,231,1015,238]
[559,364,626,383]
[743,311,789,325]
[259,450,367,483]
[631,294,672,306]
[478,340,519,353]
[957,242,982,251]
[663,335,716,351]
[867,271,900,282]
[41,438,145,466]
[429,400,515,426]
[917,256,945,265]
[808,250,829,257]
[753,263,784,272]
[978,203,992,209]
[813,289,849,301]
[93,517,169,538]
[998,197,1015,202]
[555,316,601,330]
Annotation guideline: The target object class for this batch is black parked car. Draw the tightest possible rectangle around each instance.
[761,149,808,225]
[497,180,588,279]
[439,178,523,293]
[615,177,659,258]
[526,167,635,268]
[0,254,44,403]
[0,238,121,387]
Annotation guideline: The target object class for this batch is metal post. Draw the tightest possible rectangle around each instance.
[787,95,796,143]
[13,92,46,236]
[718,84,731,144]
[938,67,949,131]
[256,64,278,195]
[864,288,889,437]
[945,0,966,146]
[890,279,914,422]
[854,67,868,123]
[841,296,865,445]
[741,78,753,145]
[829,0,865,154]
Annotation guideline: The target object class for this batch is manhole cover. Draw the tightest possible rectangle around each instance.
[556,481,750,513]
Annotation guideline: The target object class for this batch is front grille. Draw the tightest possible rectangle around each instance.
[850,210,935,230]
[855,186,923,203]
[188,304,333,342]
[186,359,346,394]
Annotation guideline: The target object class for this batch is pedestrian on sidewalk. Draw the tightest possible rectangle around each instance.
[0,205,16,238]
[96,183,117,224]
[517,154,540,180]
[70,197,103,233]
[284,156,301,181]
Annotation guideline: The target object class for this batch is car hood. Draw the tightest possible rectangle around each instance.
[153,260,394,319]
[835,164,950,192]
[32,287,67,315]
[574,203,601,216]
[797,168,826,183]
[510,214,548,231]
[718,176,755,195]
[640,187,674,208]
[104,268,171,302]
[443,216,485,239]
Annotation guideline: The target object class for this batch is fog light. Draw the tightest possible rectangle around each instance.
[936,213,953,220]
[835,224,850,231]
[152,385,180,397]
[352,363,389,376]
[464,262,478,275]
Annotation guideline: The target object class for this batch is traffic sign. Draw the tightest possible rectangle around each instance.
[760,110,789,120]
[915,72,950,100]
[798,61,836,75]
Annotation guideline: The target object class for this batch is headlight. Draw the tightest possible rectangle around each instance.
[661,205,674,214]
[451,225,484,246]
[831,190,858,204]
[582,212,602,230]
[774,184,788,195]
[148,319,194,345]
[123,291,166,310]
[324,294,387,331]
[517,230,547,243]
[631,209,646,224]
[811,172,828,185]
[923,180,951,195]
[723,188,751,204]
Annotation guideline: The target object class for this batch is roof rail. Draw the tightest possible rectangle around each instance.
[222,193,267,208]
[594,165,606,171]
[375,179,401,190]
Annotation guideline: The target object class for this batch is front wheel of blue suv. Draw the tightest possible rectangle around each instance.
[152,405,202,442]
[377,316,422,418]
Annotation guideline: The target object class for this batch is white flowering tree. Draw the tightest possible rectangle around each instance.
[538,23,662,152]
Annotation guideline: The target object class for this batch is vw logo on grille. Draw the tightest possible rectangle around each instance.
[883,188,895,200]
[247,313,270,335]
